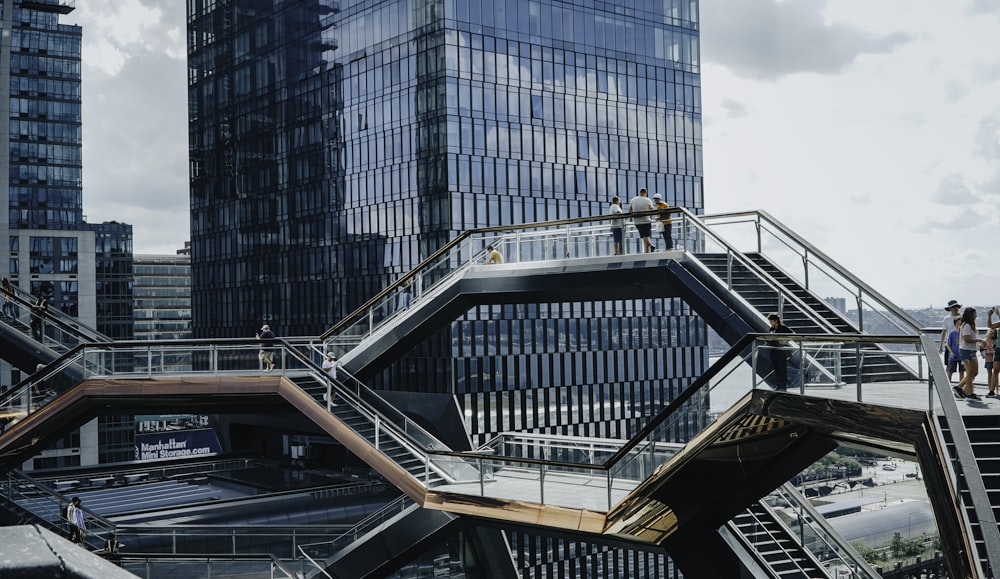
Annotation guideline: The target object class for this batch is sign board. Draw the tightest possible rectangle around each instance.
[134,428,222,462]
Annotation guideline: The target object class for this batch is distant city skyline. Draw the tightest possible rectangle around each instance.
[69,0,1000,309]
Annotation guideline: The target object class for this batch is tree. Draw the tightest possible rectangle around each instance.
[852,541,885,564]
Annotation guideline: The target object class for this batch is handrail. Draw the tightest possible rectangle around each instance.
[319,208,670,341]
[116,553,300,579]
[702,210,925,334]
[922,333,1000,576]
[770,482,882,578]
[434,332,932,475]
[727,501,822,578]
[431,333,758,470]
[281,344,454,456]
[0,337,478,486]
[2,281,110,344]
[674,207,845,334]
[297,494,414,566]
[1,469,117,551]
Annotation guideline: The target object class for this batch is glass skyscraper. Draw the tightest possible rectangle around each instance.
[188,0,701,574]
[1,0,135,468]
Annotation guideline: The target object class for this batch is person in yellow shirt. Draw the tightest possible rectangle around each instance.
[652,193,673,250]
[484,245,504,264]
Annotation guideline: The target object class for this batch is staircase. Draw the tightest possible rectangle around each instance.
[288,375,454,488]
[694,252,915,384]
[940,414,1000,576]
[730,501,829,578]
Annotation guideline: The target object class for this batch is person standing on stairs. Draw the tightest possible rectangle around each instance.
[767,313,793,391]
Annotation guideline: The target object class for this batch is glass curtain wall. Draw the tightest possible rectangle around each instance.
[189,1,701,576]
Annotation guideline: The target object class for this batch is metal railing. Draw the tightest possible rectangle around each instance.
[297,494,414,569]
[767,483,882,578]
[414,333,955,513]
[320,208,876,364]
[118,553,300,579]
[0,339,484,490]
[701,210,924,336]
[319,208,683,350]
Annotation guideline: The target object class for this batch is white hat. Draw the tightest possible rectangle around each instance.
[653,193,662,199]
[261,325,270,331]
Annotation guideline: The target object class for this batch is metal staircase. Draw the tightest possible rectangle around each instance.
[729,501,828,578]
[939,414,1000,577]
[692,251,916,385]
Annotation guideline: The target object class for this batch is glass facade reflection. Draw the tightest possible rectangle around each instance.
[189,0,700,575]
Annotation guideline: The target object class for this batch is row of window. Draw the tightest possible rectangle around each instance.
[9,97,81,124]
[11,143,81,164]
[10,187,81,209]
[8,208,81,231]
[509,533,674,578]
[10,27,82,58]
[451,367,702,439]
[9,119,81,142]
[452,316,701,357]
[9,164,81,186]
[10,57,80,79]
[6,73,80,98]
[13,4,66,30]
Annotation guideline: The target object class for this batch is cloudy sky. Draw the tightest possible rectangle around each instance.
[67,1,1000,309]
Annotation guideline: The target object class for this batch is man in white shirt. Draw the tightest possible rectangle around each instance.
[628,188,656,253]
[322,353,341,406]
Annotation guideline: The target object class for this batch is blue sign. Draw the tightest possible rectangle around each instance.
[134,428,222,462]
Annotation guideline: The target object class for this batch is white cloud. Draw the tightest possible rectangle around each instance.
[932,174,975,205]
[720,98,749,118]
[704,0,1000,308]
[700,0,911,80]
[973,110,1000,160]
[66,1,189,254]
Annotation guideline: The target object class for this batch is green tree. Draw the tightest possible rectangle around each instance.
[852,541,885,564]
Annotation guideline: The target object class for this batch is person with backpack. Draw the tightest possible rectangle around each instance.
[255,324,276,372]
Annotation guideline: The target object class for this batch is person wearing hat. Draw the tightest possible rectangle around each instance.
[940,300,962,365]
[256,324,276,372]
[652,193,673,250]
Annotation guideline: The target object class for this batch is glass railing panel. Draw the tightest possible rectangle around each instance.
[116,526,342,558]
[323,234,486,352]
[754,336,938,411]
[321,215,666,350]
[274,350,481,485]
[120,557,297,579]
[701,212,922,336]
[767,484,881,579]
[436,453,610,511]
[608,350,754,493]
[486,433,625,466]
[298,495,413,562]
